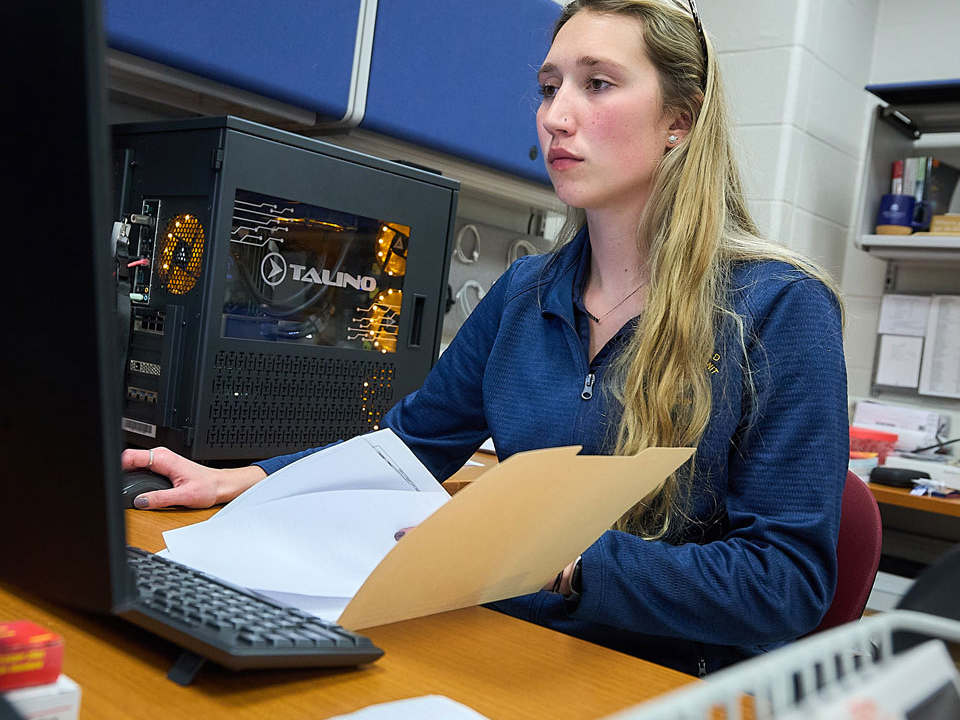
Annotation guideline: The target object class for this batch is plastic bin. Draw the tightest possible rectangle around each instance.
[604,611,960,720]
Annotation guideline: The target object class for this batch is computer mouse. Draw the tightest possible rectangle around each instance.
[121,470,174,508]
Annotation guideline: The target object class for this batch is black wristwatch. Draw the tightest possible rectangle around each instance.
[564,555,583,610]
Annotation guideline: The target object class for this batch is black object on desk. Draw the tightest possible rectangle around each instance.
[126,548,382,683]
[120,470,174,508]
[870,466,931,488]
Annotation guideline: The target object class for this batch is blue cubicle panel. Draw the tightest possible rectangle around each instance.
[104,0,358,119]
[361,0,557,186]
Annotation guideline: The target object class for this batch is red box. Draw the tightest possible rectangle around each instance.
[850,426,898,464]
[0,621,64,691]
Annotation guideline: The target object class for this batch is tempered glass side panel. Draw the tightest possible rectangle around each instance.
[189,126,456,459]
[224,188,409,354]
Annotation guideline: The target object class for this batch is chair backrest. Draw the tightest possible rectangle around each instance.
[892,542,960,653]
[809,471,883,634]
[897,543,960,619]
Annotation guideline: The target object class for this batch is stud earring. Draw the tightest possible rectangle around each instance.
[668,134,679,144]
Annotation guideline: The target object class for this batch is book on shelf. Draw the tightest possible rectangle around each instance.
[890,159,903,194]
[924,157,960,216]
[901,157,916,200]
[896,156,960,226]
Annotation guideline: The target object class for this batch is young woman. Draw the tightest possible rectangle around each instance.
[124,0,848,676]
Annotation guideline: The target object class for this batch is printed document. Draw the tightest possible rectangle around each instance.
[875,334,923,388]
[214,429,444,520]
[919,295,960,399]
[878,294,931,336]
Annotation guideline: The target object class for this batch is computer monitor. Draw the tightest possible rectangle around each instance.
[0,0,135,613]
[0,2,389,677]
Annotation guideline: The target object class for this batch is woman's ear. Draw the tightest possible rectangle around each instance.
[665,111,693,148]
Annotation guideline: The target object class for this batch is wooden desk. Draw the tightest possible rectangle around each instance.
[440,450,499,494]
[868,483,960,518]
[0,507,693,720]
[868,482,960,569]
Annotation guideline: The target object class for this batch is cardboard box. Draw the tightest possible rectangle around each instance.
[0,622,63,691]
[4,674,80,720]
[931,213,960,234]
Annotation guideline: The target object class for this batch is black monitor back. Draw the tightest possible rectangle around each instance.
[0,0,134,613]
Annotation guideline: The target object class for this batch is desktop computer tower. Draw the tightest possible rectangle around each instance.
[112,117,458,461]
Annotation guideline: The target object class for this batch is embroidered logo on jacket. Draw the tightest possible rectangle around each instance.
[706,352,721,375]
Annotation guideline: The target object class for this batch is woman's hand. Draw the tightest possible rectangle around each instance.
[120,446,267,510]
[394,527,416,541]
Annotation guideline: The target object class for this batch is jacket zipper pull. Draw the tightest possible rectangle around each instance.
[581,373,595,400]
[698,655,706,678]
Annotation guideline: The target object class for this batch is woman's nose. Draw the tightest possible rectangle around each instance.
[540,90,575,136]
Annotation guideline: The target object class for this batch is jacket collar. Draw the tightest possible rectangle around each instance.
[540,227,590,324]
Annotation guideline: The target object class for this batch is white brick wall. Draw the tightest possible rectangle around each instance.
[700,0,879,284]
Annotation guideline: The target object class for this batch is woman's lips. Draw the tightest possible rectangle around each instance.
[548,149,583,170]
[551,157,582,170]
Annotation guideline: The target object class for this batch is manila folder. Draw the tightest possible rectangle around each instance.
[337,445,693,630]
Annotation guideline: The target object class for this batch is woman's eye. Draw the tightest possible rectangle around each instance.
[588,78,611,92]
[538,83,558,99]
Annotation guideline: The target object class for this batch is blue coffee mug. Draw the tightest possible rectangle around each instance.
[876,194,931,230]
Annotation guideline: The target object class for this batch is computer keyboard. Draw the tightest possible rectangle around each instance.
[122,547,383,671]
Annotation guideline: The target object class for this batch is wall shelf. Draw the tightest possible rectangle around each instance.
[859,234,960,262]
[866,79,960,137]
[858,79,960,264]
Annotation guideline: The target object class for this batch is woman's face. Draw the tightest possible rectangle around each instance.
[536,11,676,213]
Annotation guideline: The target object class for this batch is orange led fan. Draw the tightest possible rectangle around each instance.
[157,214,205,295]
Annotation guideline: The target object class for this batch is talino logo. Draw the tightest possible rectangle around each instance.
[259,251,378,292]
[260,252,287,287]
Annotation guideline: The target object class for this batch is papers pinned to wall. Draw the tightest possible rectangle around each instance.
[876,335,924,388]
[878,294,931,336]
[918,295,960,399]
[873,294,960,400]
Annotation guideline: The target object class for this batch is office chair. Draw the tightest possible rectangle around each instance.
[809,471,883,634]
[897,543,960,620]
[892,542,960,652]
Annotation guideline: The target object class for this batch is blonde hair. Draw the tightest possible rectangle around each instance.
[548,0,843,538]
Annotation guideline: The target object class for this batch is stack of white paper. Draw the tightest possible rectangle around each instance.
[162,430,449,621]
[852,400,944,452]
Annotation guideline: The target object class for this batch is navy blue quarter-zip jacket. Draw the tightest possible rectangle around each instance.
[256,229,848,676]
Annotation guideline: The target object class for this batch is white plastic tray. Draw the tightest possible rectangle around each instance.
[605,611,960,720]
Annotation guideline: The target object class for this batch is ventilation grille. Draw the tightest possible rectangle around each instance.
[205,350,395,451]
